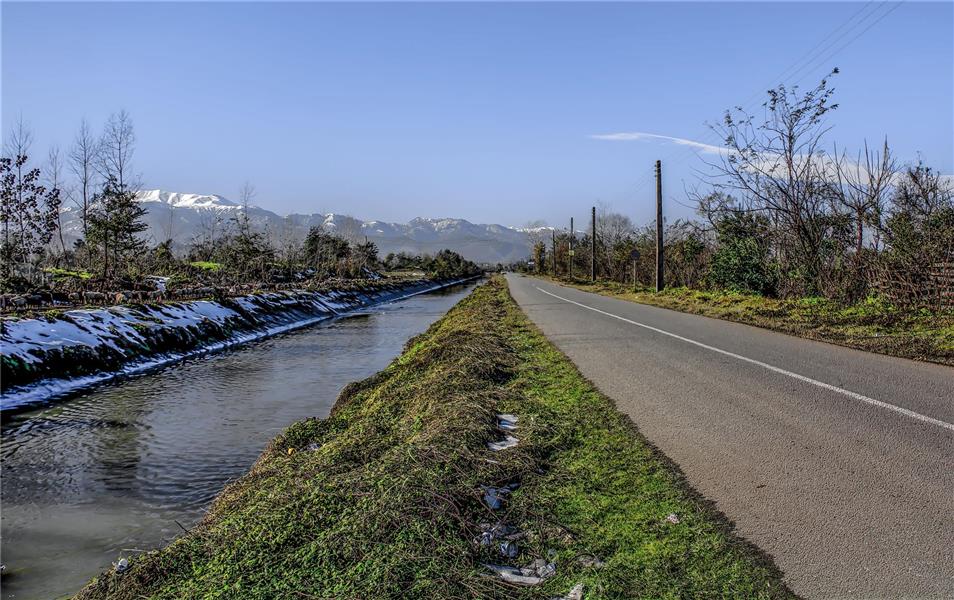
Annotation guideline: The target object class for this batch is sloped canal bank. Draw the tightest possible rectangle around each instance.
[0,282,477,600]
[1,278,477,413]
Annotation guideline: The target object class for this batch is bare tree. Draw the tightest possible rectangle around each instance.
[833,138,896,254]
[69,118,98,239]
[274,217,302,271]
[889,161,952,218]
[98,110,136,191]
[335,214,364,245]
[45,146,69,259]
[522,220,549,260]
[236,181,256,238]
[595,205,634,250]
[3,115,33,157]
[2,116,33,254]
[595,207,638,282]
[707,70,840,294]
[160,200,176,244]
[195,209,227,260]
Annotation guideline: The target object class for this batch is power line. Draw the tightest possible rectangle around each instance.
[787,1,905,91]
[629,1,907,199]
[730,1,881,115]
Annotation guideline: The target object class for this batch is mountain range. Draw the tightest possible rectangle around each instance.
[59,190,539,264]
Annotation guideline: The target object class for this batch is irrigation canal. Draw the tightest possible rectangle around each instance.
[0,281,477,599]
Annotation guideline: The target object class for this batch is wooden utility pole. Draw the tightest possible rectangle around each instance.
[551,229,557,274]
[568,217,574,279]
[590,206,596,282]
[655,160,664,292]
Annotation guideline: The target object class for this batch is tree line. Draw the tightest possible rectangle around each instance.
[527,72,954,309]
[2,111,153,288]
[1,113,479,294]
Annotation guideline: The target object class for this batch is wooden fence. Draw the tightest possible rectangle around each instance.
[931,262,954,308]
[872,261,954,310]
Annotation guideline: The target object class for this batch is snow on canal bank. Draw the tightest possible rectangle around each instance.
[1,277,477,412]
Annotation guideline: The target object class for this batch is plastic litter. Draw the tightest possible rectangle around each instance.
[485,559,557,586]
[666,513,680,524]
[497,414,519,431]
[487,435,519,451]
[499,540,519,558]
[530,558,557,579]
[482,486,510,510]
[476,522,519,546]
[114,557,129,574]
[484,564,542,586]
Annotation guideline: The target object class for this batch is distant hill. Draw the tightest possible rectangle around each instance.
[58,190,538,264]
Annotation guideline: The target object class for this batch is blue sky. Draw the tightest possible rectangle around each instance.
[3,1,952,227]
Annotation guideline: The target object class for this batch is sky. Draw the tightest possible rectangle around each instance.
[3,1,952,228]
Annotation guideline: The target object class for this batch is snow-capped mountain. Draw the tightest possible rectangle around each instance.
[58,190,533,264]
[137,190,242,210]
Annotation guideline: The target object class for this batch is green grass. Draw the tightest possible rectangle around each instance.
[42,267,92,280]
[188,260,224,272]
[548,277,954,366]
[75,277,792,599]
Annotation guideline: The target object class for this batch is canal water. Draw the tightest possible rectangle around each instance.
[0,282,476,599]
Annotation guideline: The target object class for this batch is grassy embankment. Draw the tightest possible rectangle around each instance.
[545,277,954,366]
[77,277,793,599]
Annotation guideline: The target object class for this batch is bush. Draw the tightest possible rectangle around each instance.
[707,213,778,296]
[383,249,479,280]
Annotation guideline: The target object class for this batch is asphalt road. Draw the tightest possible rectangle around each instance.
[506,274,954,600]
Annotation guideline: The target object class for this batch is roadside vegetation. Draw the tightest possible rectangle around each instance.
[76,277,793,599]
[520,73,953,363]
[551,278,954,365]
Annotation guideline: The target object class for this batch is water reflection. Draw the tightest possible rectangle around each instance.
[0,283,474,599]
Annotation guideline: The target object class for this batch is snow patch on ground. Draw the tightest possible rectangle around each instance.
[2,301,240,365]
[1,278,476,412]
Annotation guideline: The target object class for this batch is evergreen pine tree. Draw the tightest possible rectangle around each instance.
[87,177,148,280]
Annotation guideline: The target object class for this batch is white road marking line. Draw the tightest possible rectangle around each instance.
[534,285,954,433]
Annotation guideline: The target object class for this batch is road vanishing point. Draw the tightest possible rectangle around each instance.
[506,274,953,599]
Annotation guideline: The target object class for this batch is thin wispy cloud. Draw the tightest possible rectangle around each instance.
[589,131,954,185]
[588,131,728,155]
